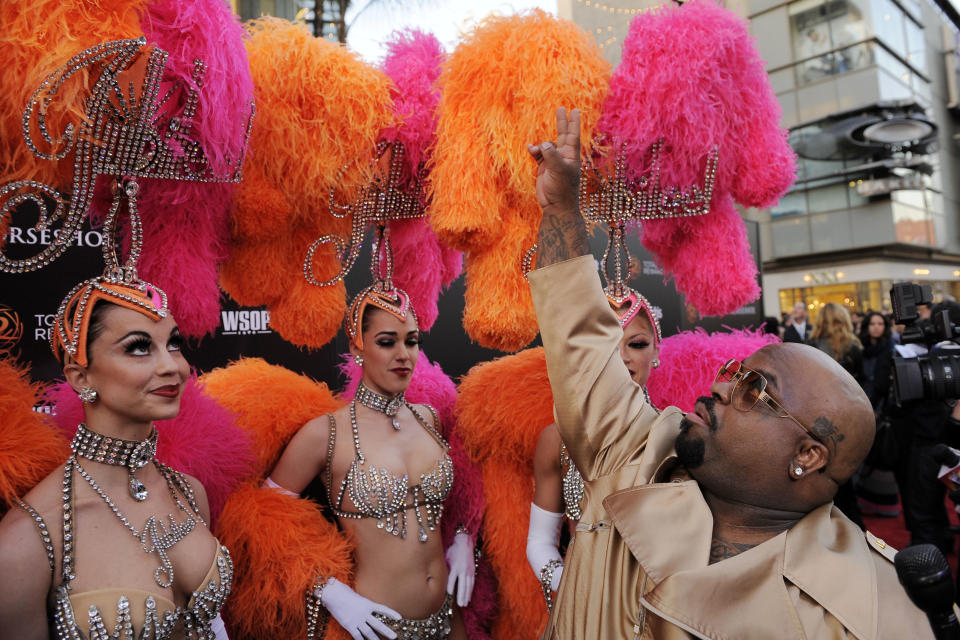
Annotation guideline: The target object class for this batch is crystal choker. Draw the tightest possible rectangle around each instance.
[355,382,405,430]
[71,423,158,501]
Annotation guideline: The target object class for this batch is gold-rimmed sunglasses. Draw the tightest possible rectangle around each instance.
[714,359,824,444]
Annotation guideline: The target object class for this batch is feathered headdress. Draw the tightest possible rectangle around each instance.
[220,18,393,348]
[593,0,795,316]
[0,1,255,338]
[430,10,611,351]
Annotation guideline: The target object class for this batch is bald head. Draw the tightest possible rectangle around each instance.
[754,342,874,482]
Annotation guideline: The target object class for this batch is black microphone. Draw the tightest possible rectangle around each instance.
[895,544,960,640]
[933,444,960,469]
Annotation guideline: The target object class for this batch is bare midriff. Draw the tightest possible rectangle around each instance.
[347,517,449,618]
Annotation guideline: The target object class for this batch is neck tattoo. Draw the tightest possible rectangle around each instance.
[355,381,405,430]
[71,423,158,501]
[708,535,757,564]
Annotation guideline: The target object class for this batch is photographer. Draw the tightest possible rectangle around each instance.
[889,299,960,554]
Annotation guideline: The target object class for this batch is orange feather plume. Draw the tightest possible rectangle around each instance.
[456,348,555,638]
[430,11,610,351]
[221,18,393,348]
[0,357,70,515]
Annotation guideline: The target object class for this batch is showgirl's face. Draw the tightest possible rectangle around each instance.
[353,307,421,396]
[619,312,658,387]
[68,304,189,429]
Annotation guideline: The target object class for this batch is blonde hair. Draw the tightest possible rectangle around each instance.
[810,303,861,359]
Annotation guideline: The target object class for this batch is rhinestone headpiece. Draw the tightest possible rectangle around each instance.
[0,38,254,274]
[304,141,423,349]
[579,139,719,225]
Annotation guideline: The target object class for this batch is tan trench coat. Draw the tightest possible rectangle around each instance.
[528,255,931,640]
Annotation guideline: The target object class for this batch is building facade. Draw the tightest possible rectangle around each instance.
[747,0,960,317]
[562,0,960,319]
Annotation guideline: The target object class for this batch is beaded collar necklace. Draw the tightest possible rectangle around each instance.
[355,381,405,430]
[71,423,158,501]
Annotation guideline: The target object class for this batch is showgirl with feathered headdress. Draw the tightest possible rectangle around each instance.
[0,1,256,638]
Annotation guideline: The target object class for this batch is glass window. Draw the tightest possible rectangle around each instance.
[892,200,932,245]
[831,0,871,47]
[808,182,849,212]
[904,17,926,73]
[771,190,808,217]
[870,0,906,56]
[772,216,812,255]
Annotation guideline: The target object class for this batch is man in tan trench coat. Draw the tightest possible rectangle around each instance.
[524,108,932,639]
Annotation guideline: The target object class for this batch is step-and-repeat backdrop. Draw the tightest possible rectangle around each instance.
[0,217,764,389]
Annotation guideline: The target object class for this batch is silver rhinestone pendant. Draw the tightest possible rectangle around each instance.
[391,417,400,431]
[129,475,148,501]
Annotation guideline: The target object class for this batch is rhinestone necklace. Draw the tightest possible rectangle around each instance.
[71,422,158,501]
[70,456,204,588]
[355,381,405,430]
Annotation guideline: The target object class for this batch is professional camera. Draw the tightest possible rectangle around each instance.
[890,282,960,403]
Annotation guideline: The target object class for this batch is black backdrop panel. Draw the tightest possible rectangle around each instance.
[1,218,763,388]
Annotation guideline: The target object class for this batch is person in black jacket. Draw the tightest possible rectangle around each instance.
[782,300,811,343]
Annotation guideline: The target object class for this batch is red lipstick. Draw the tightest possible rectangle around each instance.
[151,384,180,398]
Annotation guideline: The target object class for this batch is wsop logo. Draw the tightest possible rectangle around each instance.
[0,306,23,349]
[220,309,272,336]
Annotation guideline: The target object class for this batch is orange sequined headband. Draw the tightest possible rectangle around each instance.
[52,274,168,367]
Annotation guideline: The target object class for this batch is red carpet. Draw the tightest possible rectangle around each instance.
[862,497,960,574]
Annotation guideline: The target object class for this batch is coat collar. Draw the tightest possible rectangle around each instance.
[604,480,877,640]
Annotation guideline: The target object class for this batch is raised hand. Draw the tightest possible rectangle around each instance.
[528,107,589,267]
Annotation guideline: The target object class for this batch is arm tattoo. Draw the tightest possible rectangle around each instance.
[709,536,757,564]
[536,210,590,267]
[811,416,845,454]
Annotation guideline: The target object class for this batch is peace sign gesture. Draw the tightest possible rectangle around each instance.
[528,108,589,266]
[527,107,581,215]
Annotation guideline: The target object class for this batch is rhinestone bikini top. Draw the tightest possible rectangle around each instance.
[18,466,232,640]
[325,402,454,543]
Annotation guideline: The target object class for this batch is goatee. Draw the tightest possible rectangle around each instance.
[675,417,705,468]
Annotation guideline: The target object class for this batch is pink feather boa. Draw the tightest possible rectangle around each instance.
[380,30,462,331]
[91,0,254,338]
[598,0,795,317]
[46,375,255,527]
[339,351,494,639]
[647,327,781,412]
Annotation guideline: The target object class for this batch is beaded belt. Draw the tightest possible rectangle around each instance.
[372,592,454,639]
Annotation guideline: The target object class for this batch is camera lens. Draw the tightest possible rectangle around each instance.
[920,353,960,400]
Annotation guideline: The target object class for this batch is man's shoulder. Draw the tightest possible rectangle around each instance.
[864,531,935,639]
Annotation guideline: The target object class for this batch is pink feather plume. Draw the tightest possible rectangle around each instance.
[46,375,256,526]
[597,0,795,316]
[339,350,492,638]
[90,0,254,338]
[647,327,780,413]
[379,30,462,331]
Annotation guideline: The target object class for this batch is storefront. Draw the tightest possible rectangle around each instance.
[762,259,960,318]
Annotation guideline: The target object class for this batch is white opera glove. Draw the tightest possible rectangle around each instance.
[261,476,299,497]
[316,577,401,640]
[445,530,476,608]
[526,503,564,591]
[210,613,229,640]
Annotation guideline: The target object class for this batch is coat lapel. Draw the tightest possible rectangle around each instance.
[605,484,879,640]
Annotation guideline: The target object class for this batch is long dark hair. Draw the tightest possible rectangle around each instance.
[858,311,890,346]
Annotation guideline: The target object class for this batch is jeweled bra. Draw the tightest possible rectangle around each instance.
[19,456,233,640]
[325,398,454,543]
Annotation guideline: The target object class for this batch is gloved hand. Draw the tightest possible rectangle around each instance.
[526,503,564,590]
[445,531,476,607]
[317,577,401,640]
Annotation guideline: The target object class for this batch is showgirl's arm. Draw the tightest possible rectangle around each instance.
[532,424,563,514]
[267,416,331,494]
[0,505,52,640]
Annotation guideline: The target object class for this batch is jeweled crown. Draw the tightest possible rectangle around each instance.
[0,38,254,274]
